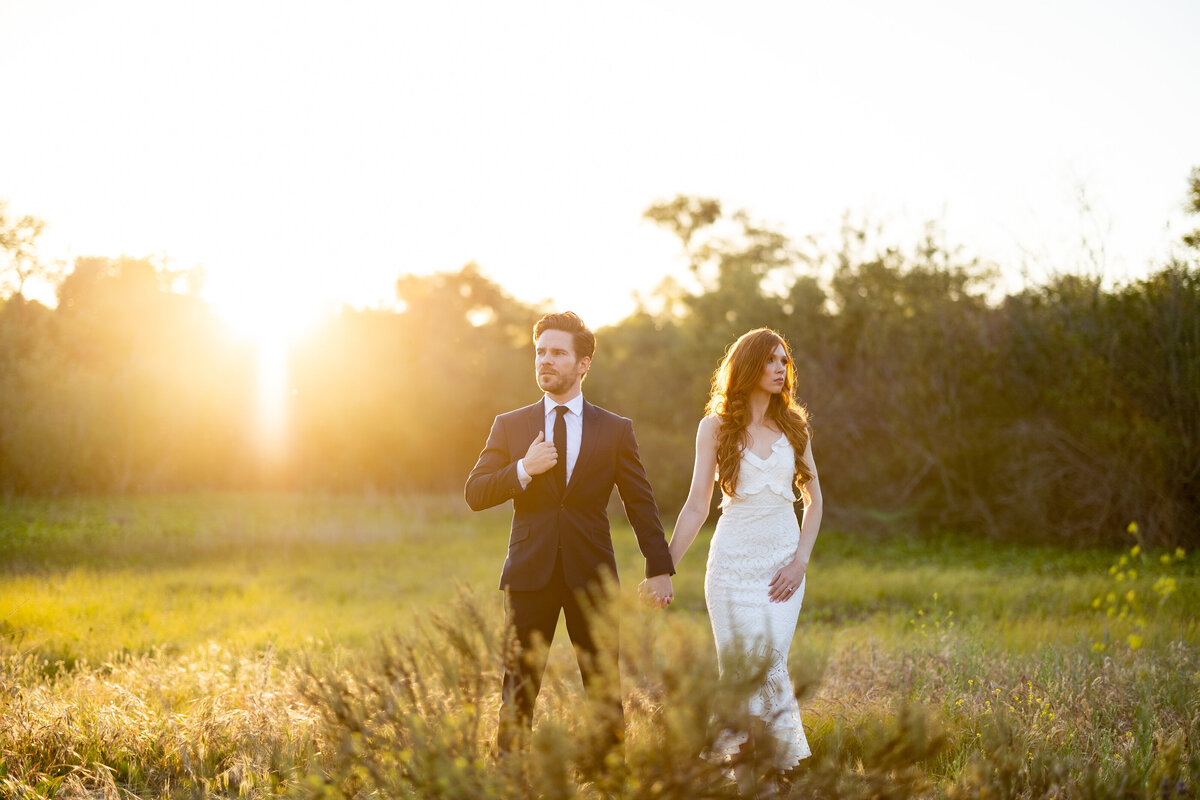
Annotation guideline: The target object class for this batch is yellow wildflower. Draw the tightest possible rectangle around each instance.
[1127,634,1143,650]
[1153,576,1177,598]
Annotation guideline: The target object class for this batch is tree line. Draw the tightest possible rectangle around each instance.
[1,173,1197,547]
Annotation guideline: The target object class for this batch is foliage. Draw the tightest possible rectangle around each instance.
[0,200,57,298]
[2,170,1199,546]
[603,198,1200,547]
[0,255,255,492]
[1183,166,1200,252]
[288,263,540,490]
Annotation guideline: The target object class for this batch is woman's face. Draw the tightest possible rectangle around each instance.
[758,342,788,395]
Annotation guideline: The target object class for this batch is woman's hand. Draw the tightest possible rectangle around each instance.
[768,558,807,603]
[638,576,673,609]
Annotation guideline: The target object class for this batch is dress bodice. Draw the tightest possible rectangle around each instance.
[719,434,797,509]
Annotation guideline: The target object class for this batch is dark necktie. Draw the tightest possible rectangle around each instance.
[553,405,568,490]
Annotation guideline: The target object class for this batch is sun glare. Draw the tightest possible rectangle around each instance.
[206,284,326,461]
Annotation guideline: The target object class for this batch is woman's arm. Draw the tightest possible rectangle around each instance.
[767,438,823,602]
[793,438,823,566]
[667,415,720,569]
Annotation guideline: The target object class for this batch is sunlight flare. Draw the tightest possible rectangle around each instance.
[205,279,326,459]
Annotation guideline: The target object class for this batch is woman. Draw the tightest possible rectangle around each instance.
[653,328,823,779]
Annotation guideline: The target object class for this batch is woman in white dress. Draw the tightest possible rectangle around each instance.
[652,328,823,785]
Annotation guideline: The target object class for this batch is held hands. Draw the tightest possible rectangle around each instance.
[768,558,807,603]
[638,574,674,610]
[522,432,558,476]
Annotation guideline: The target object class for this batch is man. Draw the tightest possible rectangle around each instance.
[465,311,675,754]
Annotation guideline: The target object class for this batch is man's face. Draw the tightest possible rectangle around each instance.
[535,329,589,396]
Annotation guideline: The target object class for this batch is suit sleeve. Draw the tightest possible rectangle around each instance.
[614,419,675,578]
[464,415,524,511]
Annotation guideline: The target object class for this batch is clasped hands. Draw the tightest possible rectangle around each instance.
[638,574,674,609]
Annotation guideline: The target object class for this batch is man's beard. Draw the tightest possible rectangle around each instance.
[537,371,575,394]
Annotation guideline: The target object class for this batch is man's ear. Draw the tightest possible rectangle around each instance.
[578,356,591,377]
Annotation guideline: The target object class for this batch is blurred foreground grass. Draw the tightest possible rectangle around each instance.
[1,493,1197,798]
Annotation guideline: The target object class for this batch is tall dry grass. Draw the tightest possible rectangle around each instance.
[0,644,319,798]
[2,583,1197,798]
[2,495,1197,798]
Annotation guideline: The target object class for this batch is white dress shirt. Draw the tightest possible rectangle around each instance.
[516,393,584,489]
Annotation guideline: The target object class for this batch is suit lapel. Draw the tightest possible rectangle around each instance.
[565,399,601,498]
[522,400,544,445]
[521,400,560,498]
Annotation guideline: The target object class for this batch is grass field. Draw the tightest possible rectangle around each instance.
[1,493,1197,798]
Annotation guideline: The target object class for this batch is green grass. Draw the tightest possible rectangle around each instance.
[1,493,1197,798]
[0,493,510,664]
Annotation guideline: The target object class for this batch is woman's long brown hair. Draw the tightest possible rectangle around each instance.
[705,328,815,503]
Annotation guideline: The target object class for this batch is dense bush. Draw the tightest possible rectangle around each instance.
[2,178,1198,546]
[590,209,1200,548]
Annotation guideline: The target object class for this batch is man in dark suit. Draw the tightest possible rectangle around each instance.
[465,311,675,754]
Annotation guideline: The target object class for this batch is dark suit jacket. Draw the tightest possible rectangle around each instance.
[465,398,675,591]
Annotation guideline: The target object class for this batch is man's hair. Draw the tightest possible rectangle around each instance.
[533,311,595,360]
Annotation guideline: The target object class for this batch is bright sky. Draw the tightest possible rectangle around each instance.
[2,0,1197,328]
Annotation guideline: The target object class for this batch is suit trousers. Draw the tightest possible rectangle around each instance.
[497,550,623,754]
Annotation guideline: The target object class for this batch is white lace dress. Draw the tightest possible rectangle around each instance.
[704,433,811,769]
